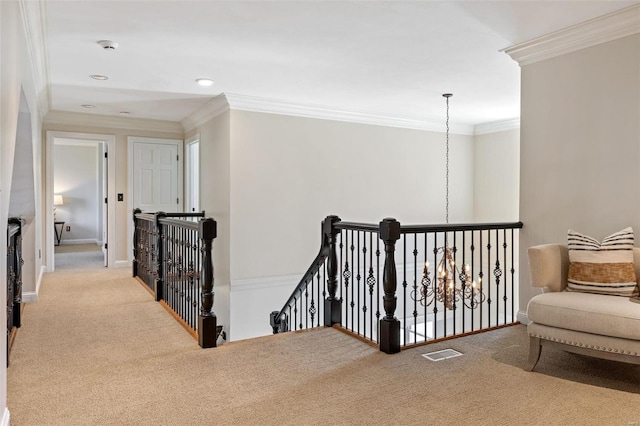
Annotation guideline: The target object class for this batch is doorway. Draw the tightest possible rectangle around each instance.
[186,135,200,213]
[45,131,116,271]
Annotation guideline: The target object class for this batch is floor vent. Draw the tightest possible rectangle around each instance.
[422,348,463,362]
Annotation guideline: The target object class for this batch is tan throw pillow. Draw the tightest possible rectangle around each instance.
[567,227,639,297]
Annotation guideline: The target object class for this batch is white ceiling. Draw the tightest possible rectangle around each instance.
[42,0,638,127]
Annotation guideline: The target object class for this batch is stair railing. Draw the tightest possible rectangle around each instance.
[7,218,23,365]
[271,216,523,354]
[132,209,218,348]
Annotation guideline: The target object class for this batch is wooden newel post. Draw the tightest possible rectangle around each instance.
[198,218,217,348]
[132,208,141,277]
[323,215,342,326]
[154,212,166,302]
[379,217,401,354]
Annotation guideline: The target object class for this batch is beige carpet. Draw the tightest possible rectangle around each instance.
[54,244,104,270]
[7,267,640,425]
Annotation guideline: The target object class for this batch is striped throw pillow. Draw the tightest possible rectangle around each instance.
[567,227,638,297]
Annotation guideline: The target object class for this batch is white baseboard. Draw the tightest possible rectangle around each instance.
[114,260,129,268]
[31,265,46,301]
[517,310,529,325]
[1,408,10,426]
[22,291,38,303]
[60,239,98,245]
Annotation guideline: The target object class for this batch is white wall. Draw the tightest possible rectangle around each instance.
[186,111,231,340]
[519,34,640,320]
[1,0,47,422]
[227,110,475,340]
[473,129,519,222]
[53,144,100,243]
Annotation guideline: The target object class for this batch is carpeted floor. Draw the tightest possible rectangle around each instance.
[54,244,105,270]
[7,267,640,425]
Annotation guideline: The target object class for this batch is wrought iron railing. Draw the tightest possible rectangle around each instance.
[132,209,218,348]
[271,216,523,354]
[7,218,23,365]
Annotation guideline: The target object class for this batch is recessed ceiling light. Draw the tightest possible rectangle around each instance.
[81,104,96,109]
[90,74,108,81]
[196,78,214,87]
[97,40,119,50]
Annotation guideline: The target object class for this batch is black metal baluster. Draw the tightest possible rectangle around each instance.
[305,279,309,329]
[356,231,361,336]
[402,235,407,346]
[414,233,419,344]
[313,263,319,327]
[343,230,350,331]
[487,231,492,328]
[471,230,475,331]
[432,232,438,341]
[444,232,448,338]
[361,233,366,338]
[452,231,457,337]
[339,232,343,314]
[462,230,466,334]
[376,237,380,343]
[479,231,484,330]
[503,228,508,326]
[322,260,327,326]
[511,229,515,324]
[350,230,355,333]
[495,229,501,327]
[424,232,429,343]
[294,289,298,331]
[368,232,374,341]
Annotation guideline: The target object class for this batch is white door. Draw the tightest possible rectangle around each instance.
[132,142,182,213]
[186,140,200,212]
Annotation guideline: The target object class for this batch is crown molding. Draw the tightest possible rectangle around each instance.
[181,92,477,135]
[180,94,229,132]
[474,118,520,135]
[503,4,640,66]
[19,0,51,118]
[44,110,184,134]
[224,93,475,135]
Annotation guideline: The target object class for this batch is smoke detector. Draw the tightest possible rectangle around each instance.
[97,40,119,50]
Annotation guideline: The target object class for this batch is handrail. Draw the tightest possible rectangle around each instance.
[270,242,329,333]
[164,211,205,218]
[158,216,199,230]
[400,221,523,233]
[335,222,379,232]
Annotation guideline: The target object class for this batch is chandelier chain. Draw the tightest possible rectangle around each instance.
[445,95,450,224]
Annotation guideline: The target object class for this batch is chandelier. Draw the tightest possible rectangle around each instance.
[411,94,485,310]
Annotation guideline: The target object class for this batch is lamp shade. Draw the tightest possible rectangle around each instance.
[53,194,64,206]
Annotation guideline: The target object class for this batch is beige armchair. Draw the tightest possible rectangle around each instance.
[526,244,640,370]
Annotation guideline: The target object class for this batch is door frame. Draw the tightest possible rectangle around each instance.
[185,134,200,213]
[45,131,116,271]
[127,136,184,264]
